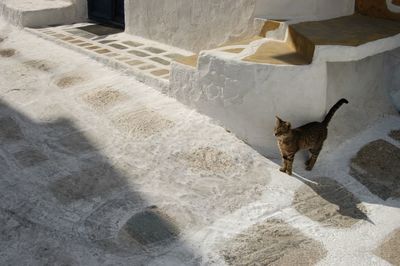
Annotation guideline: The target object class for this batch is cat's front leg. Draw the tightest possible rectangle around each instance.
[285,154,295,175]
[279,158,287,172]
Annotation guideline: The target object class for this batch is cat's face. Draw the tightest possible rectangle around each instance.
[274,116,291,137]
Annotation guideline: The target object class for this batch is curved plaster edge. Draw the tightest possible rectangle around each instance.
[386,0,400,13]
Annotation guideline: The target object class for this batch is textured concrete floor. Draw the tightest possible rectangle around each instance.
[1,21,400,266]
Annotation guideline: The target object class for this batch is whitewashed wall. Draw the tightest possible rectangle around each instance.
[0,0,87,28]
[72,0,88,22]
[169,32,400,157]
[254,0,355,21]
[124,0,260,52]
[124,0,356,52]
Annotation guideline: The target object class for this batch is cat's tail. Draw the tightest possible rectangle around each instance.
[322,98,349,126]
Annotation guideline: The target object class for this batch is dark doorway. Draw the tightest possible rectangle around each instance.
[88,0,125,29]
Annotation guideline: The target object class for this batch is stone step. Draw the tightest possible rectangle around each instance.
[0,0,84,28]
[169,13,400,156]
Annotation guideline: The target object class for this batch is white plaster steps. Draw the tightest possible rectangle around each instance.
[0,0,78,28]
[26,23,195,91]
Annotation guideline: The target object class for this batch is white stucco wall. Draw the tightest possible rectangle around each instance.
[124,0,355,52]
[385,47,400,112]
[170,56,327,157]
[124,0,261,53]
[0,0,87,27]
[255,0,355,21]
[325,52,398,151]
[169,31,400,157]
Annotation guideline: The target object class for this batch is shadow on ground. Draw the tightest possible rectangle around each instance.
[0,99,199,265]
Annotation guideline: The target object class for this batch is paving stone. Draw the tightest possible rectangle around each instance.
[389,129,400,142]
[143,47,166,54]
[94,48,111,54]
[122,41,143,47]
[55,75,84,89]
[293,177,369,228]
[78,25,123,36]
[109,43,129,50]
[49,162,124,204]
[178,147,235,174]
[99,40,116,44]
[0,117,24,143]
[220,219,327,266]
[84,197,143,241]
[116,56,131,61]
[61,36,74,41]
[85,46,101,50]
[151,69,169,76]
[375,229,400,266]
[77,42,92,47]
[350,139,400,200]
[164,53,185,59]
[55,131,97,154]
[139,64,156,70]
[13,147,48,168]
[23,60,54,72]
[82,88,127,111]
[44,119,81,139]
[112,108,174,138]
[150,57,170,66]
[0,48,16,58]
[65,29,96,39]
[105,52,120,57]
[126,60,145,66]
[128,50,150,57]
[121,207,179,246]
[68,39,84,44]
[51,34,66,38]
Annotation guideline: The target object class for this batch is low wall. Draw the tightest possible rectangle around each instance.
[124,0,357,52]
[124,0,259,52]
[169,40,400,157]
[255,0,355,21]
[0,0,87,28]
[170,55,327,157]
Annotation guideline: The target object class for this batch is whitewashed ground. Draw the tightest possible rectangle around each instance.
[0,20,399,266]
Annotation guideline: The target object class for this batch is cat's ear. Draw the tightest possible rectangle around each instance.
[285,122,291,129]
[275,116,283,122]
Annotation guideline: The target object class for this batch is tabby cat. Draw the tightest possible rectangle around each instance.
[274,98,349,175]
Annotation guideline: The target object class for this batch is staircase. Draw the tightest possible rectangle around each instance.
[169,13,400,156]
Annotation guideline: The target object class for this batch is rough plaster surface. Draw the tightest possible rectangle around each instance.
[125,0,356,52]
[124,0,260,52]
[1,19,400,266]
[255,0,355,21]
[0,0,87,27]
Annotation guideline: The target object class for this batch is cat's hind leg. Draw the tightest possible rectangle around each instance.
[306,148,321,171]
